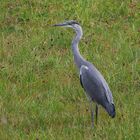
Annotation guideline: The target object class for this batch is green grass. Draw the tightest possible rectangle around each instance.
[0,0,140,139]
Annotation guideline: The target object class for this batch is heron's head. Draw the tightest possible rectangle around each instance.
[53,20,83,36]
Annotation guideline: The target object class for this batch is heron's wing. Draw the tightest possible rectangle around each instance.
[80,74,84,88]
[80,65,114,104]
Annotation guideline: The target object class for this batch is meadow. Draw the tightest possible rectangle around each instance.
[0,0,140,139]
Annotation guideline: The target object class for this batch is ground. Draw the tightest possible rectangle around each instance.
[0,0,140,139]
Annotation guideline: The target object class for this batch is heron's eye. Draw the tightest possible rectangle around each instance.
[68,23,72,25]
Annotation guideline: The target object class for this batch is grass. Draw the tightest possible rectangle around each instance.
[0,0,140,139]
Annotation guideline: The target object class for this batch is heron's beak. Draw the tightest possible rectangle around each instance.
[52,23,67,27]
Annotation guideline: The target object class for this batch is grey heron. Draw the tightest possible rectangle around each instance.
[53,20,115,127]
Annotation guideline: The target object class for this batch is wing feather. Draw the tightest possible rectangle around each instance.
[80,65,114,104]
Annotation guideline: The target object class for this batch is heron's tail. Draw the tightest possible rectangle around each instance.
[105,103,116,118]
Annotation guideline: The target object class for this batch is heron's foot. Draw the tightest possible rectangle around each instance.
[91,121,94,128]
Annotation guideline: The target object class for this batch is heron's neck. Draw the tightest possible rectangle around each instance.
[72,29,86,69]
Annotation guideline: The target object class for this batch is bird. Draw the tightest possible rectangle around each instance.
[53,20,115,127]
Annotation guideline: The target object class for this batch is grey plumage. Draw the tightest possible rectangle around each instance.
[53,20,115,127]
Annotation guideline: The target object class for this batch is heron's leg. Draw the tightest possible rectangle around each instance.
[95,104,98,124]
[89,101,94,128]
